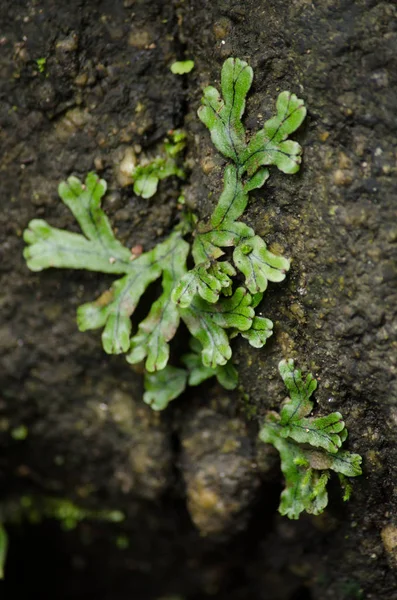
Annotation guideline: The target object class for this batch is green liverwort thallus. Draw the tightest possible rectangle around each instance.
[260,360,362,519]
[23,57,362,519]
[23,58,306,409]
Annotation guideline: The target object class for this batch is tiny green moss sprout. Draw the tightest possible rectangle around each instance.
[170,60,194,74]
[14,496,125,530]
[23,58,306,409]
[0,496,124,578]
[132,129,187,198]
[35,57,46,73]
[259,359,363,519]
[116,534,130,549]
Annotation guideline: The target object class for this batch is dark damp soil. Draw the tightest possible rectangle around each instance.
[1,0,397,599]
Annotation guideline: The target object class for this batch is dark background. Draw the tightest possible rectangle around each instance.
[1,0,397,598]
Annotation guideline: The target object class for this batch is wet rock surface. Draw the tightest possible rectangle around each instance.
[1,0,397,598]
[180,397,260,537]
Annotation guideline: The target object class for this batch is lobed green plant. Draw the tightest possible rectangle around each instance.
[23,57,306,410]
[259,360,362,519]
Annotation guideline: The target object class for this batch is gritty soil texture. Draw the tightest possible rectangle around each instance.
[1,0,397,599]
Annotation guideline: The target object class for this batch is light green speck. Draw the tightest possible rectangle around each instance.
[11,425,28,440]
[116,535,129,549]
[170,60,194,75]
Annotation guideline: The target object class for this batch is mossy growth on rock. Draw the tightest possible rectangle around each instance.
[131,129,187,198]
[23,57,306,410]
[259,360,363,519]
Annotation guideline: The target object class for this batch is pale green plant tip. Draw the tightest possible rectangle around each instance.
[108,510,125,523]
[133,173,159,198]
[339,474,353,501]
[170,60,195,75]
[240,316,273,348]
[259,360,363,519]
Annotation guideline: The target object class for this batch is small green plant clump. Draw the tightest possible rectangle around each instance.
[170,60,195,75]
[23,57,306,410]
[260,360,362,519]
[131,129,187,199]
[0,524,7,579]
